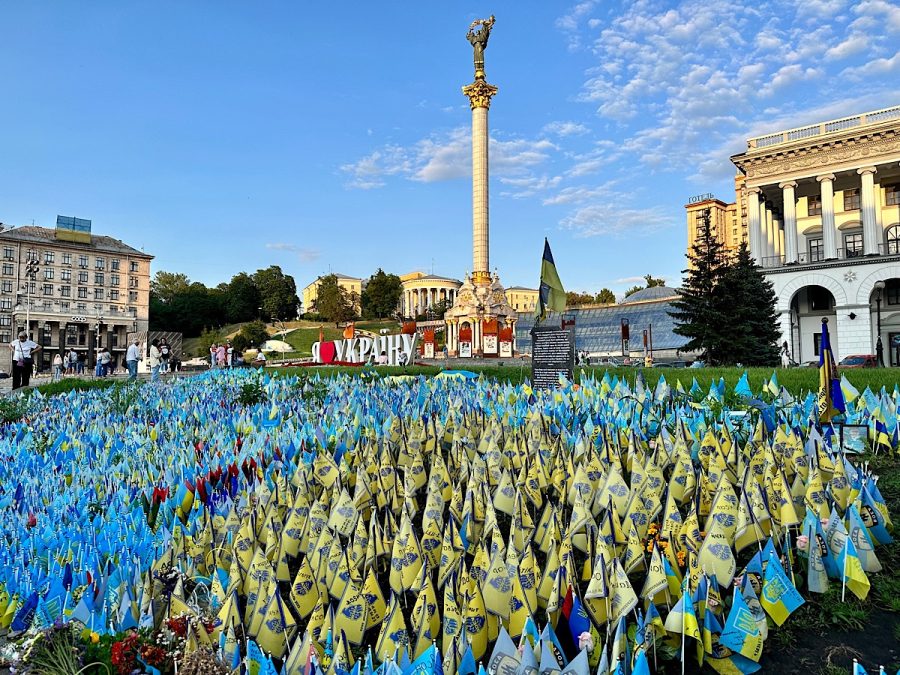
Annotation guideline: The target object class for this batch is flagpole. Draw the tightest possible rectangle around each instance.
[841,536,848,602]
[681,578,687,675]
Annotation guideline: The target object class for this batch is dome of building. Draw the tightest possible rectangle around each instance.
[619,286,680,304]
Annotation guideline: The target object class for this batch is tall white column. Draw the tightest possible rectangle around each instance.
[765,207,776,260]
[773,216,783,260]
[747,188,762,262]
[760,201,772,260]
[818,174,838,259]
[779,181,798,264]
[463,77,497,286]
[859,166,878,255]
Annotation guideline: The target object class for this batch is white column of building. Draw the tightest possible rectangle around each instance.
[780,181,798,264]
[859,166,879,255]
[773,214,783,260]
[760,201,772,260]
[747,188,762,262]
[818,174,838,259]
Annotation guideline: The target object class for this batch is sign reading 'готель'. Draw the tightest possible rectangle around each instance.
[530,325,574,390]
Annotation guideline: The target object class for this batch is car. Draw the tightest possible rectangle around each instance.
[839,354,877,368]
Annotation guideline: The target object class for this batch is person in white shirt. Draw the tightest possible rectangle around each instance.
[10,331,40,390]
[226,341,234,368]
[126,338,141,380]
[149,338,161,382]
[52,353,63,381]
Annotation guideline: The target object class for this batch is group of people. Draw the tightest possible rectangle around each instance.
[209,342,236,368]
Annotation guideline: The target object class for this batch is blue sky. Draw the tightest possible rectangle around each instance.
[1,2,898,299]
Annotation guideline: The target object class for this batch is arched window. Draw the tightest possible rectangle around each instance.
[886,225,900,255]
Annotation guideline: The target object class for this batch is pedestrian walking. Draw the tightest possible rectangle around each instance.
[216,343,226,367]
[149,339,161,382]
[209,343,217,369]
[53,353,63,381]
[159,338,171,373]
[126,338,141,380]
[226,341,234,368]
[10,331,40,390]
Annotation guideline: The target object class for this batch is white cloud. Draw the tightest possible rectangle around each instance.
[841,50,900,80]
[824,34,869,61]
[265,243,320,262]
[560,204,677,237]
[854,0,900,33]
[542,121,589,136]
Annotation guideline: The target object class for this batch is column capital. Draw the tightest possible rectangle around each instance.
[778,181,798,190]
[817,173,836,183]
[747,186,763,196]
[857,165,877,176]
[462,79,498,109]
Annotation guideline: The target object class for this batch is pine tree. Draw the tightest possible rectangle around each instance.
[669,208,728,362]
[717,243,781,365]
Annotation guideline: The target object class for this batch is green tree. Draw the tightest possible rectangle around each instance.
[225,272,261,324]
[623,285,643,298]
[150,271,190,303]
[716,243,781,365]
[253,265,299,321]
[361,269,402,319]
[566,291,595,306]
[314,274,355,325]
[643,274,665,288]
[239,320,270,350]
[595,288,616,304]
[669,208,728,362]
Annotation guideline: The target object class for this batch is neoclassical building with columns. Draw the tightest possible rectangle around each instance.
[727,105,900,363]
[399,272,461,319]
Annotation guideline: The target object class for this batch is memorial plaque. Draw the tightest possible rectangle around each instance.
[530,325,575,389]
[483,334,498,354]
[499,340,512,357]
[424,342,434,359]
[459,341,472,358]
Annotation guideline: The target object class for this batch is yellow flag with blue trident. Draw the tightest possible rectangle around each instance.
[817,318,845,423]
[535,238,566,322]
[759,551,804,626]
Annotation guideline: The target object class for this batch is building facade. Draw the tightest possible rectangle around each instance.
[302,273,362,315]
[506,286,539,313]
[0,219,153,370]
[727,105,900,363]
[400,272,461,318]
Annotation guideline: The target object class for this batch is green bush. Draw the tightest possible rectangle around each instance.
[0,396,30,424]
[239,320,270,350]
[35,378,121,396]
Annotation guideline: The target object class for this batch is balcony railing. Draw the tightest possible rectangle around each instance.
[747,105,900,149]
[760,244,900,269]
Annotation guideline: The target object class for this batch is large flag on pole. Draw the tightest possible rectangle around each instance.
[535,238,566,322]
[817,318,845,423]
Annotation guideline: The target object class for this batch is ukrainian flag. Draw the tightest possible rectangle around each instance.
[535,238,566,322]
[817,318,845,423]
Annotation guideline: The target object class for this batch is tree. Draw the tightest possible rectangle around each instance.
[361,269,402,319]
[715,243,780,365]
[151,272,190,303]
[225,272,261,324]
[239,320,270,351]
[669,208,729,362]
[643,274,665,288]
[595,288,616,304]
[623,285,643,298]
[566,291,595,306]
[253,265,299,321]
[314,275,355,325]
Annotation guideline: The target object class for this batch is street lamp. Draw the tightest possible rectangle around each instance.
[874,280,886,366]
[20,250,40,339]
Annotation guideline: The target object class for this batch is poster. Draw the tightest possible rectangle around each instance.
[483,334,498,354]
[459,341,472,358]
[424,342,434,359]
[530,325,575,389]
[499,341,512,357]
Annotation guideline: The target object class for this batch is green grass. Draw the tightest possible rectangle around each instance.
[33,378,125,396]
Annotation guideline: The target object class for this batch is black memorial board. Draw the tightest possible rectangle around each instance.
[530,325,575,389]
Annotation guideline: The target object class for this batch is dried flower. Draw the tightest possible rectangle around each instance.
[578,632,594,651]
[796,535,809,551]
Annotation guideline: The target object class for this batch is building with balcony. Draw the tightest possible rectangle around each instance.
[0,217,153,370]
[727,105,900,363]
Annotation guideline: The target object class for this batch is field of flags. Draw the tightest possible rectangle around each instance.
[0,365,896,674]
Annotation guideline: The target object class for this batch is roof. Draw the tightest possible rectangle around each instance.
[506,286,538,292]
[402,274,461,284]
[619,286,680,303]
[0,226,153,258]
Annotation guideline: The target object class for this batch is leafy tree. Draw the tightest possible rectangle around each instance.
[716,243,780,365]
[595,288,616,304]
[430,298,451,319]
[314,274,355,325]
[361,269,402,319]
[669,208,729,362]
[623,285,643,298]
[643,274,665,288]
[196,327,222,357]
[225,272,261,324]
[253,265,299,321]
[566,291,595,306]
[239,320,270,351]
[230,333,249,356]
[150,272,190,303]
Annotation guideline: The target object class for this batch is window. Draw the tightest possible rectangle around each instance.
[110,289,119,301]
[887,184,900,206]
[95,257,105,270]
[26,282,35,295]
[129,277,138,288]
[44,269,54,280]
[78,271,88,284]
[128,291,138,302]
[77,303,86,311]
[809,237,824,262]
[885,280,900,306]
[62,253,71,265]
[813,333,822,357]
[94,288,103,300]
[3,247,13,260]
[44,251,55,264]
[129,261,139,272]
[61,270,71,281]
[0,317,10,327]
[95,273,104,285]
[0,333,9,344]
[60,286,71,297]
[844,188,860,211]
[808,286,834,311]
[1,264,12,276]
[78,255,88,268]
[844,232,863,257]
[887,225,900,254]
[110,274,119,286]
[808,195,822,216]
[111,259,120,271]
[43,284,53,296]
[59,301,69,311]
[0,300,10,310]
[2,281,13,293]
[78,288,87,299]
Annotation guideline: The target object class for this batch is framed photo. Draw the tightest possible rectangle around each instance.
[840,424,867,454]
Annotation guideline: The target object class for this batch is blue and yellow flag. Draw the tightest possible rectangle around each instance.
[535,238,566,322]
[817,318,845,422]
[759,552,804,626]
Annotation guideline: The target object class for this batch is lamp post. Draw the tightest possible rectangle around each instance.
[874,280,886,366]
[21,250,40,339]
